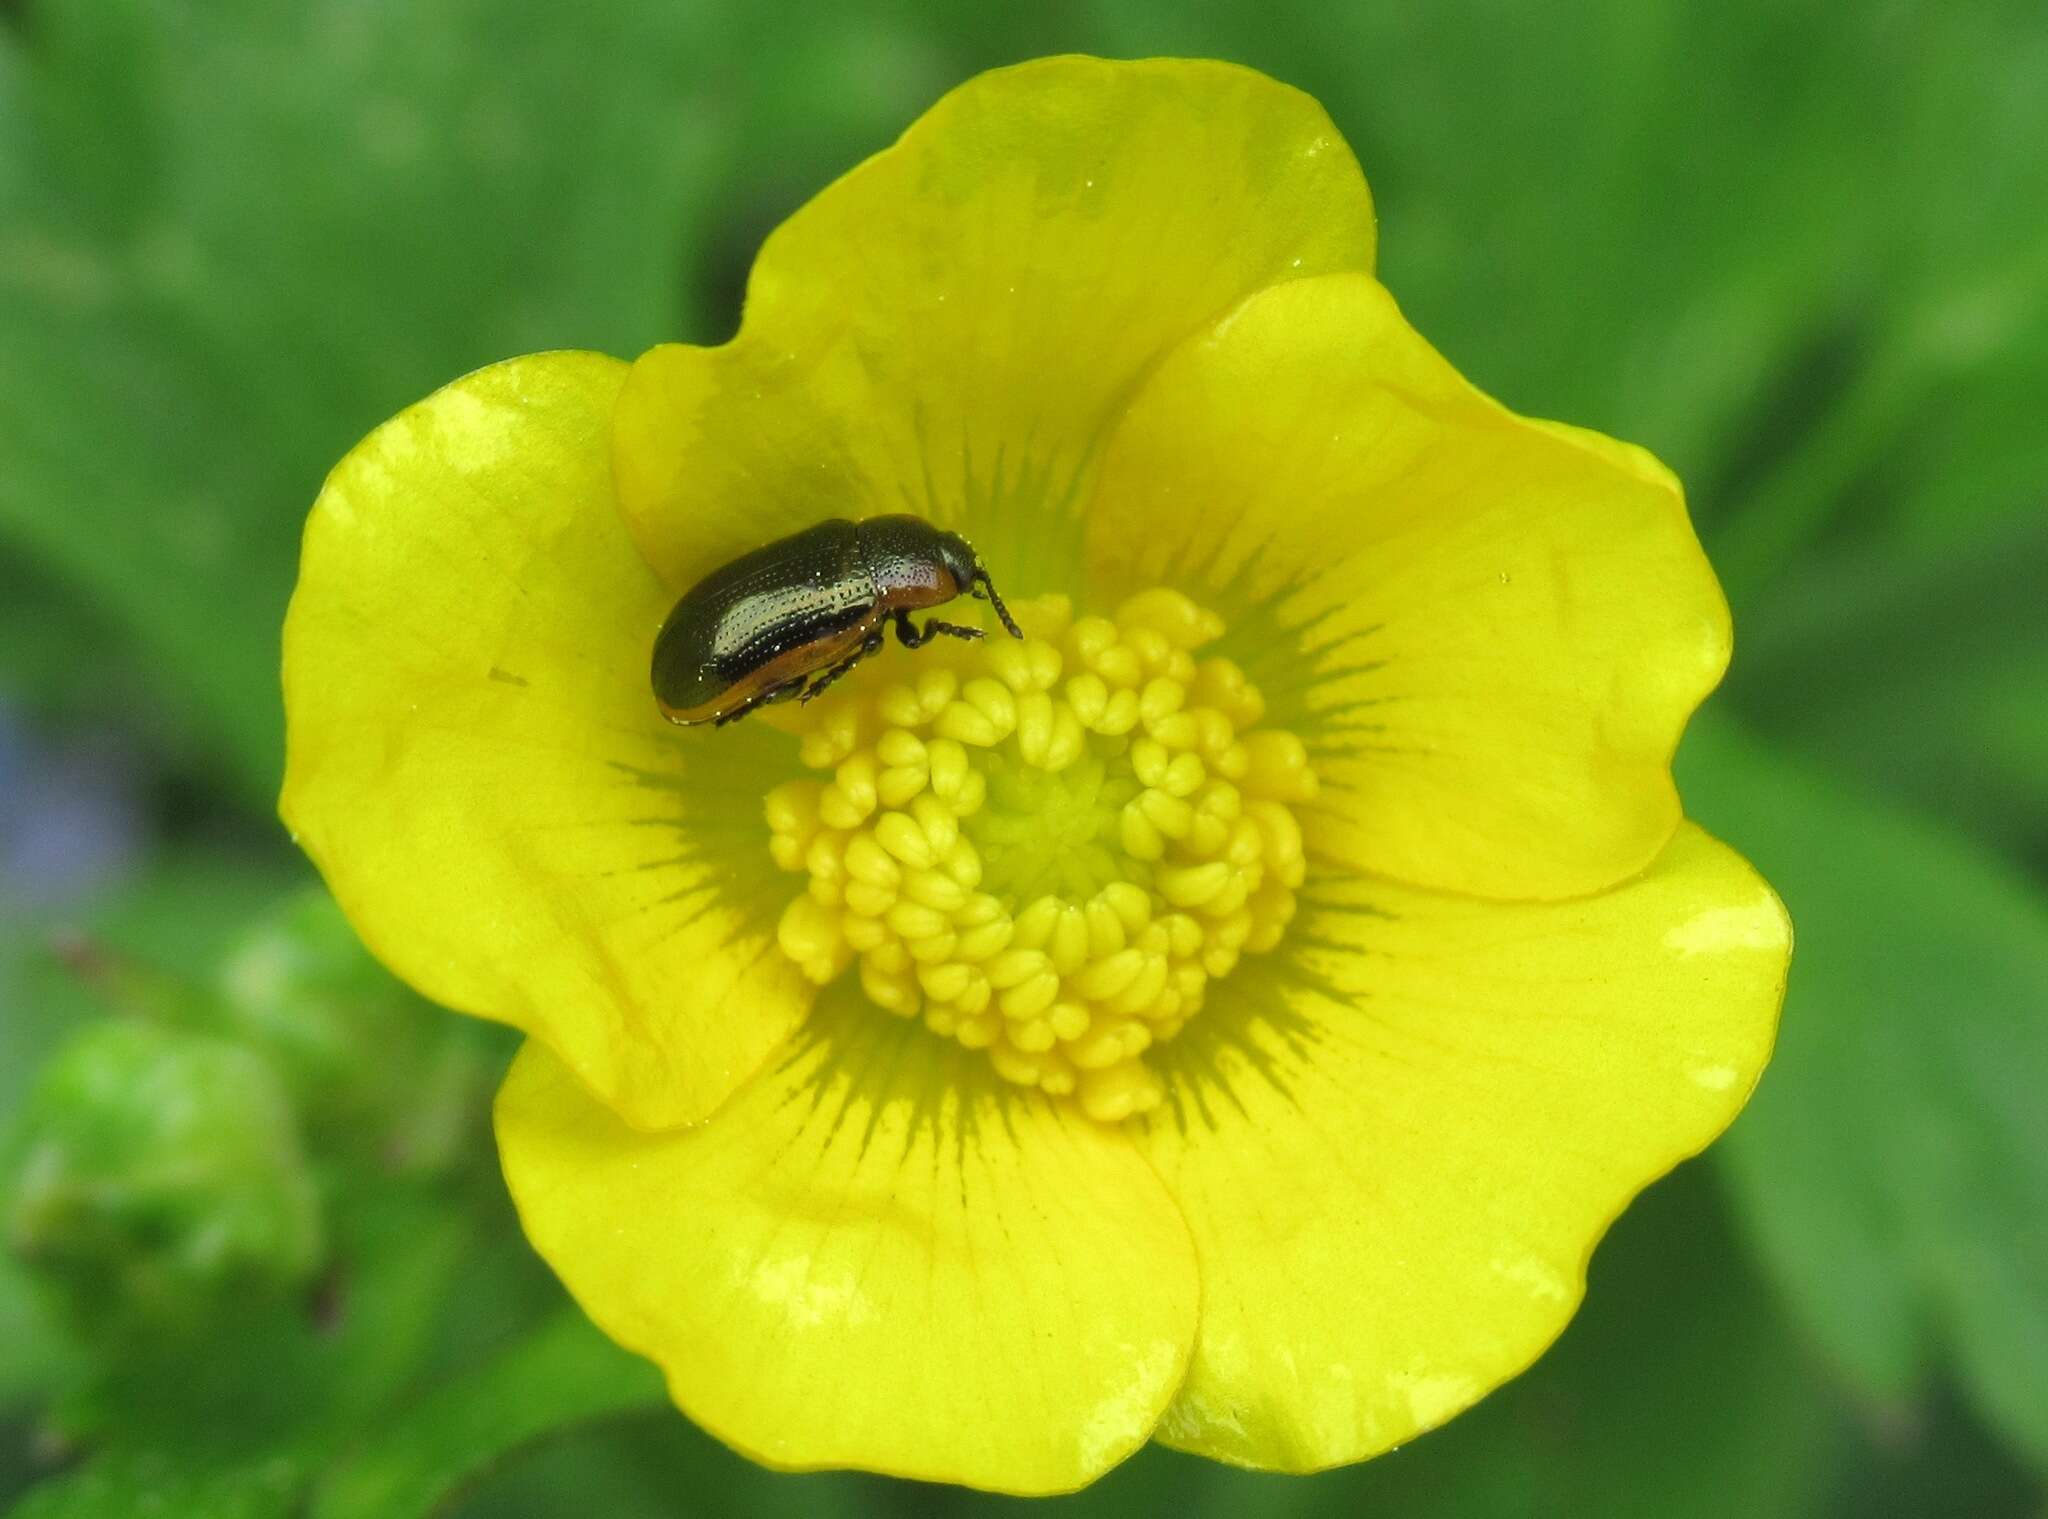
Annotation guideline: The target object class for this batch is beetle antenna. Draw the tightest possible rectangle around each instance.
[975,570,1024,639]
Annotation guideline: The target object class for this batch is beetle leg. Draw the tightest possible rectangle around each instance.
[893,610,984,649]
[713,677,806,726]
[798,630,884,705]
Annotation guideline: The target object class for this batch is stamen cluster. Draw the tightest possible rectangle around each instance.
[767,591,1315,1121]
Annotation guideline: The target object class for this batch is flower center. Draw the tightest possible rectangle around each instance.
[764,590,1315,1123]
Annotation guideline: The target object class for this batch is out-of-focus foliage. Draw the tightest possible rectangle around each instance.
[1,0,2043,1514]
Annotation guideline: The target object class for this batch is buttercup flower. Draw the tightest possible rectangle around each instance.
[281,57,1789,1492]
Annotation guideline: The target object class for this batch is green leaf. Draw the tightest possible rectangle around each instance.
[1727,506,2048,852]
[7,1448,305,1519]
[309,1308,663,1519]
[1682,712,2048,1468]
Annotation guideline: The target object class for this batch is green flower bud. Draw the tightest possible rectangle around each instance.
[214,891,505,1170]
[216,892,418,1121]
[3,1021,323,1336]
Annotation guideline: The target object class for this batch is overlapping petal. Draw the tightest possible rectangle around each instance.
[1087,273,1729,900]
[280,353,809,1129]
[612,56,1376,602]
[1135,824,1788,1470]
[495,987,1199,1494]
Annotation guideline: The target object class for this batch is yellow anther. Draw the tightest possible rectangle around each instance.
[1124,627,1171,676]
[1118,804,1165,862]
[1193,657,1265,728]
[1161,751,1206,797]
[861,960,919,1017]
[1009,1017,1057,1053]
[1116,588,1225,649]
[1014,689,1056,766]
[842,879,896,918]
[1242,730,1319,802]
[873,810,938,868]
[777,896,846,984]
[1064,672,1109,727]
[1163,913,1204,958]
[1094,688,1141,735]
[942,836,983,889]
[990,1043,1049,1085]
[1077,1061,1162,1124]
[1190,708,1236,760]
[799,705,863,770]
[1093,644,1143,687]
[1084,898,1127,957]
[764,780,821,836]
[1069,1017,1148,1070]
[1098,881,1151,931]
[1138,677,1184,727]
[820,752,879,826]
[877,765,929,808]
[1107,954,1171,1017]
[887,900,948,941]
[1074,947,1144,1001]
[985,947,1051,990]
[926,737,970,801]
[843,833,901,888]
[1048,1003,1092,1041]
[764,591,1309,1123]
[903,868,968,912]
[1147,712,1199,750]
[957,1012,1001,1050]
[961,677,1018,734]
[1011,896,1063,950]
[910,793,959,856]
[937,700,1004,747]
[953,917,1013,962]
[1047,906,1090,976]
[1226,816,1266,869]
[949,769,987,815]
[1000,970,1061,1020]
[1137,789,1194,841]
[842,914,889,953]
[1067,616,1118,663]
[876,728,926,767]
[954,973,992,1016]
[987,637,1063,693]
[918,961,973,1002]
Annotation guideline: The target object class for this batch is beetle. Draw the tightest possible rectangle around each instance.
[651,514,1024,727]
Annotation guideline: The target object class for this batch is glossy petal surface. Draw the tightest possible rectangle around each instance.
[613,56,1376,601]
[281,353,808,1129]
[1089,274,1729,899]
[1136,824,1788,1469]
[495,989,1199,1494]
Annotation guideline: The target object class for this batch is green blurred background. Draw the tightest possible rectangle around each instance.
[3,1,2044,1514]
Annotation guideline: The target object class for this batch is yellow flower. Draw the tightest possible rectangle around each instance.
[280,57,1788,1493]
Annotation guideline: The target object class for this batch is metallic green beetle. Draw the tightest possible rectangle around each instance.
[651,515,1023,727]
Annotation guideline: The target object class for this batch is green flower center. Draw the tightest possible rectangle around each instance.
[765,590,1316,1123]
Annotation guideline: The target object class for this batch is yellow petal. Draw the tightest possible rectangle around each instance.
[1088,273,1729,900]
[495,987,1198,1494]
[614,56,1376,598]
[281,353,810,1130]
[1135,823,1788,1470]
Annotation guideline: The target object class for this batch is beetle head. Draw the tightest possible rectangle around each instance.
[931,530,982,595]
[939,532,1023,639]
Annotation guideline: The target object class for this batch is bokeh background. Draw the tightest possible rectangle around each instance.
[3,1,2045,1515]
